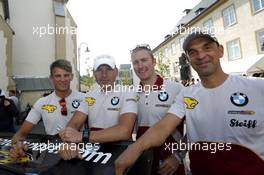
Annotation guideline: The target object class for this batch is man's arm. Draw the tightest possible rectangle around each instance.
[59,111,87,142]
[66,111,87,130]
[60,112,136,143]
[89,112,136,143]
[10,121,35,158]
[12,121,35,142]
[115,113,182,175]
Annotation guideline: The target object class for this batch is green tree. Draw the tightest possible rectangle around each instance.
[119,70,133,85]
[80,75,95,89]
[156,50,170,77]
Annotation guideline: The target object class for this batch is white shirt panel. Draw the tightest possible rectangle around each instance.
[78,85,138,129]
[168,75,264,159]
[26,91,85,135]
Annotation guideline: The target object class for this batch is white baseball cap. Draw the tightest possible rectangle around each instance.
[93,54,116,71]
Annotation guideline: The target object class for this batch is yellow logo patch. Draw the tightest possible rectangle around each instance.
[41,105,57,113]
[0,150,32,164]
[85,97,96,106]
[184,97,199,109]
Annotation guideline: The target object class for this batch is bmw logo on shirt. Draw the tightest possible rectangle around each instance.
[72,100,81,109]
[111,97,119,106]
[230,92,248,107]
[158,91,169,102]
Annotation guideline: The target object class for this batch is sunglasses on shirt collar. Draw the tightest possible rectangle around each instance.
[59,98,67,116]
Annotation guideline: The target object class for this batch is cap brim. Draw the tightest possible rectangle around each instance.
[183,33,218,52]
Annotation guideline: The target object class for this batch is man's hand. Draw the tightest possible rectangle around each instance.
[4,99,10,106]
[10,141,28,158]
[58,142,83,160]
[115,143,143,175]
[59,127,82,143]
[157,155,180,175]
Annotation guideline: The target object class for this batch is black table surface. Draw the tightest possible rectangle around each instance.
[0,132,153,175]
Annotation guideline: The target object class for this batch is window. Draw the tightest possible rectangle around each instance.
[256,30,264,53]
[222,5,237,27]
[179,37,185,51]
[203,19,214,34]
[173,62,179,73]
[171,42,176,55]
[252,0,264,13]
[165,48,169,58]
[227,39,241,61]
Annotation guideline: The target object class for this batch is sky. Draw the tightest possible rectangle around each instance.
[67,0,201,75]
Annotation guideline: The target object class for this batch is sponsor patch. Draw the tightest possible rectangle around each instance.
[107,108,120,111]
[111,97,119,106]
[230,119,257,129]
[228,110,255,115]
[41,105,57,113]
[230,92,248,107]
[72,100,81,108]
[85,97,96,106]
[155,104,171,108]
[184,97,198,109]
[158,91,169,102]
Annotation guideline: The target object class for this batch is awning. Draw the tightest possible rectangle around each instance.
[13,77,54,91]
[221,54,264,75]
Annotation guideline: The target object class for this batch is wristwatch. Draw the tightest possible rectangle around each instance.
[82,129,90,144]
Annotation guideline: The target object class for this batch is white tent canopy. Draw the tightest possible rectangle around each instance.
[221,54,264,75]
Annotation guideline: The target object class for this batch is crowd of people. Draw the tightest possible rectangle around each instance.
[1,31,264,175]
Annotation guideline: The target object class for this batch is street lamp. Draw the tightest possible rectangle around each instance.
[77,42,89,91]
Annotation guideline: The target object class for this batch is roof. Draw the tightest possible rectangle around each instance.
[153,0,220,52]
[14,78,54,91]
[174,0,218,29]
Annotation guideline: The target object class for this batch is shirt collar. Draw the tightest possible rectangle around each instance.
[139,75,164,91]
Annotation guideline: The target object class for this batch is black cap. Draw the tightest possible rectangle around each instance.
[183,31,218,52]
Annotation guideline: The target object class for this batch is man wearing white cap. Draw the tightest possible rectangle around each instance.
[59,54,138,160]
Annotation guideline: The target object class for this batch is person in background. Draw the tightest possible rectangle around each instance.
[0,89,19,132]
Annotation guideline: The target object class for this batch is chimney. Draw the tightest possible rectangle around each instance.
[183,9,191,15]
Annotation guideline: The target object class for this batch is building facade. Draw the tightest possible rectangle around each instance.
[0,0,14,92]
[153,0,264,80]
[2,0,78,110]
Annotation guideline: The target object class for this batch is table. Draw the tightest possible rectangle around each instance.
[0,133,153,175]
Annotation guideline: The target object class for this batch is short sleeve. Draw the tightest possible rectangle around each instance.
[25,100,43,124]
[120,91,138,115]
[167,88,185,119]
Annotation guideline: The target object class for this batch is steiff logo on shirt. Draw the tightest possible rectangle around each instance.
[184,97,198,109]
[41,105,57,113]
[85,97,96,106]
